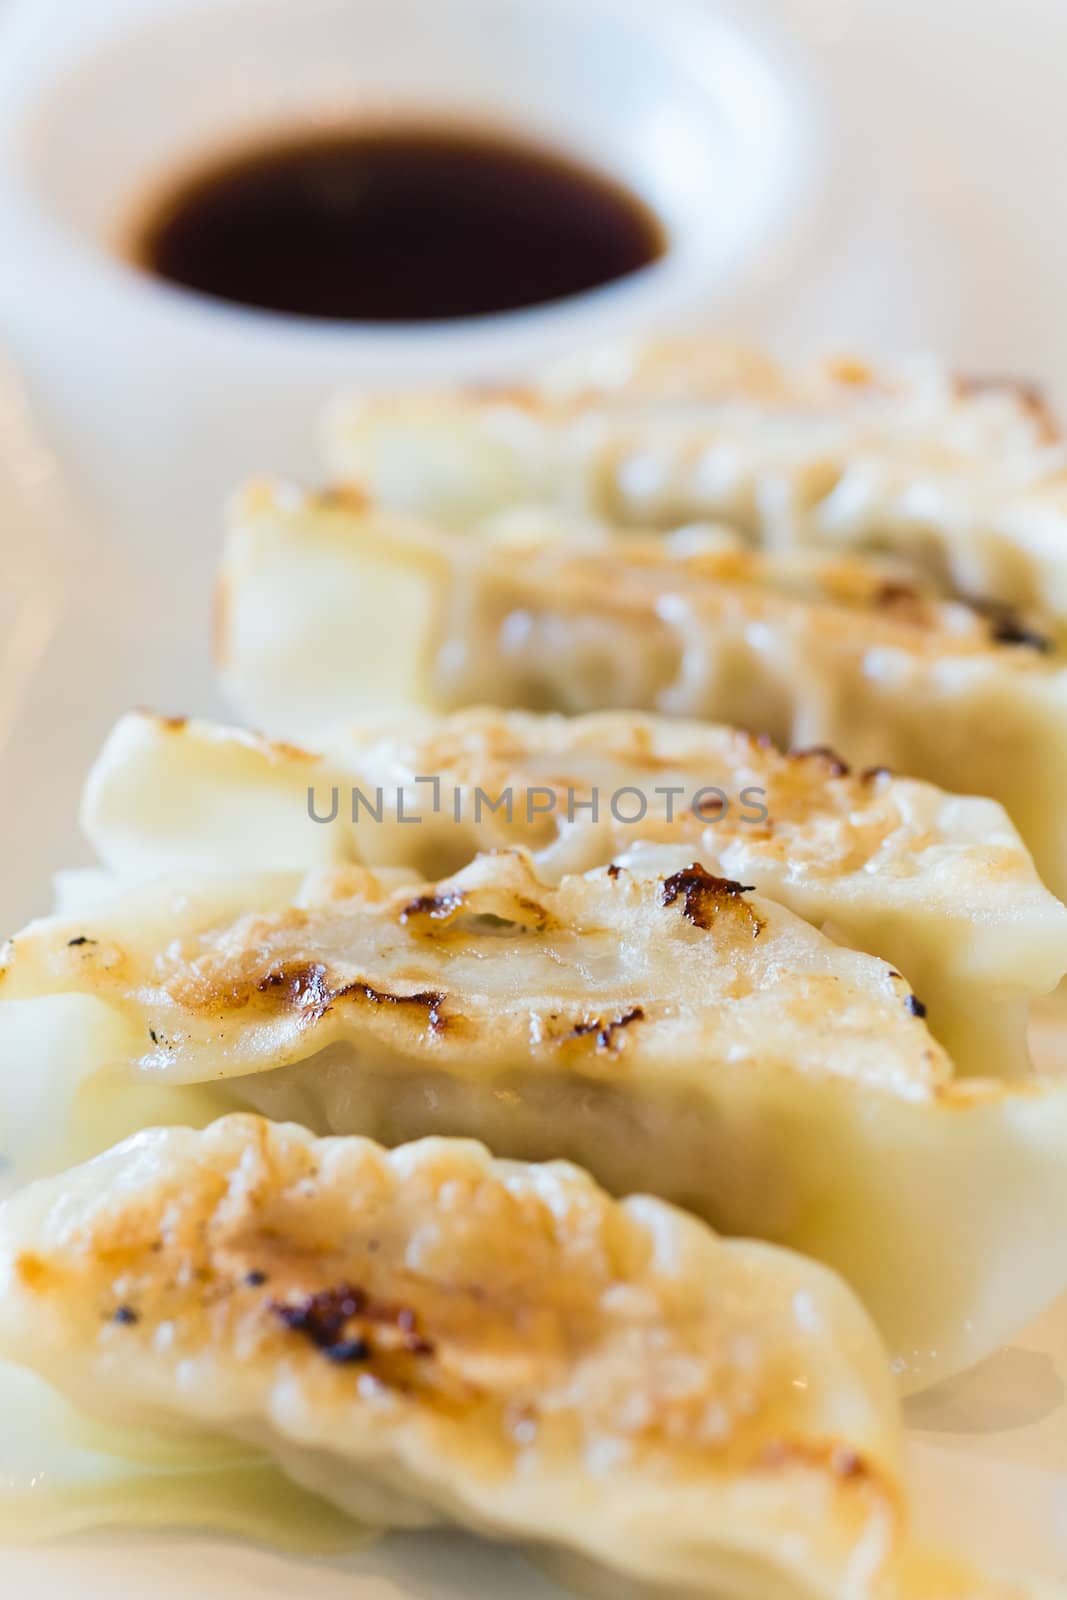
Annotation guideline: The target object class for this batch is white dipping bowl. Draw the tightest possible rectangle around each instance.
[0,0,822,528]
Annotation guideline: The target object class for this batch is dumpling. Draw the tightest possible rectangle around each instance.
[3,847,1067,1390]
[82,707,1067,1079]
[0,1117,1058,1600]
[216,484,1067,899]
[323,339,1067,618]
[0,1112,906,1600]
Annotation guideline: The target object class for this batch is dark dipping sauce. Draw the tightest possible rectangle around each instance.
[132,125,667,323]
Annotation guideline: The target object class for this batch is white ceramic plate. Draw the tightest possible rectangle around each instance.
[0,371,1064,1591]
[1,0,1066,1592]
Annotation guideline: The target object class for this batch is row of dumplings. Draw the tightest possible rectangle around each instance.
[2,341,1067,1598]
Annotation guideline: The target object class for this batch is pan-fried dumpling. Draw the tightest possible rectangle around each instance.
[324,339,1067,619]
[217,485,1067,899]
[0,1113,907,1600]
[83,708,1067,1080]
[0,1119,1058,1600]
[3,848,1067,1390]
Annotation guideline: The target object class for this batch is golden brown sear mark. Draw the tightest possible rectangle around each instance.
[256,961,338,1022]
[14,1251,52,1292]
[401,889,555,934]
[152,708,320,763]
[691,791,726,820]
[559,1006,645,1053]
[256,961,447,1033]
[661,864,762,938]
[400,891,465,926]
[874,580,923,616]
[789,745,851,778]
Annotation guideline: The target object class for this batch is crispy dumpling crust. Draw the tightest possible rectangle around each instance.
[4,849,1067,1389]
[0,1115,902,1600]
[2,848,947,1095]
[216,486,1067,900]
[82,707,1067,1078]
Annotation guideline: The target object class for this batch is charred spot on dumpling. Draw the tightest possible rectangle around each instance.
[403,886,554,937]
[738,728,777,752]
[560,1006,645,1052]
[502,894,556,932]
[334,980,448,1035]
[874,580,922,612]
[988,615,1053,653]
[66,935,97,948]
[271,1284,435,1365]
[273,1283,368,1347]
[110,1305,140,1326]
[906,993,928,1019]
[789,745,851,778]
[255,963,447,1034]
[400,890,465,926]
[828,1447,866,1481]
[691,791,727,821]
[606,861,622,879]
[661,864,762,937]
[966,596,1055,653]
[257,960,334,1023]
[324,1337,372,1364]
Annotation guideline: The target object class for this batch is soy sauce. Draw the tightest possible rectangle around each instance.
[133,125,666,322]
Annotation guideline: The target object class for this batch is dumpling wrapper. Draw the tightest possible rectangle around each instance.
[0,1359,371,1549]
[0,1118,1060,1600]
[323,338,1067,620]
[0,1113,906,1600]
[82,707,1067,1079]
[216,485,1067,900]
[3,848,1067,1391]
